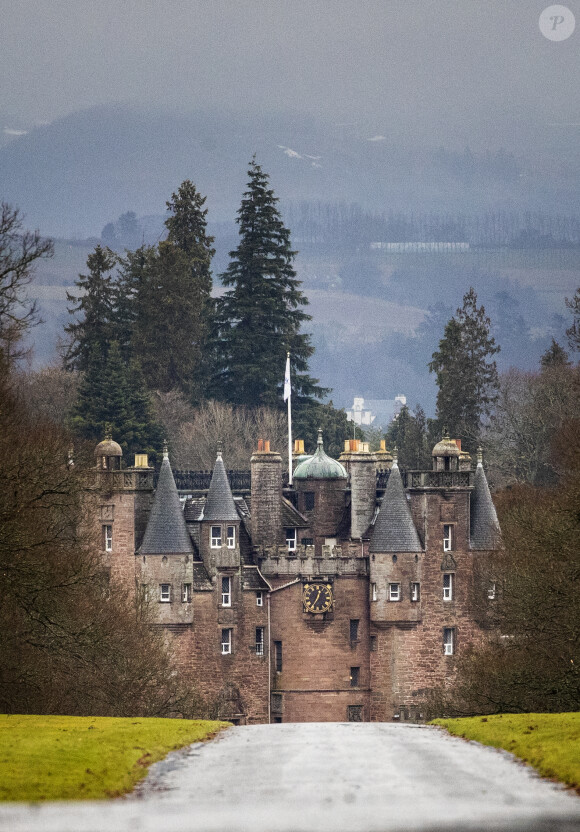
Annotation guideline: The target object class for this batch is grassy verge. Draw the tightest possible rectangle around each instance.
[432,712,580,791]
[0,714,229,802]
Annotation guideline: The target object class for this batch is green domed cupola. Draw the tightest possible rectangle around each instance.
[293,430,347,480]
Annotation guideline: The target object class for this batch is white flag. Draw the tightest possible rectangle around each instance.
[283,353,291,401]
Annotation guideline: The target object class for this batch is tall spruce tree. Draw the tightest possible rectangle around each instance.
[65,245,117,371]
[429,287,499,449]
[385,405,430,470]
[213,158,327,408]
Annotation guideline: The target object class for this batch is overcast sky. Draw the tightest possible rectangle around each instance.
[1,0,579,151]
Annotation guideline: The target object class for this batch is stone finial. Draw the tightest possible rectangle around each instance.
[317,428,323,449]
[217,441,223,460]
[392,445,399,466]
[477,446,483,466]
[442,425,450,440]
[162,440,169,460]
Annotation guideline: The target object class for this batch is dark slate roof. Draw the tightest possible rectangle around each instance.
[184,498,205,523]
[242,566,271,591]
[204,453,239,522]
[470,461,501,550]
[193,561,213,591]
[281,498,310,528]
[369,462,422,553]
[140,454,193,555]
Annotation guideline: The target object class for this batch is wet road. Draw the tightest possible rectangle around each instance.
[0,723,579,831]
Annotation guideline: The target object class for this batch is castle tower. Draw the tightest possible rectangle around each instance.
[93,433,153,594]
[293,430,348,555]
[201,450,241,574]
[138,446,194,624]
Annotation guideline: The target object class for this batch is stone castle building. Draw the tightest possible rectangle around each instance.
[93,430,500,724]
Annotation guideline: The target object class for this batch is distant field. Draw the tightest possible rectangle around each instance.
[433,713,580,792]
[0,714,228,802]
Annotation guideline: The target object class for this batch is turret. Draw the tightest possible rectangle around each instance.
[202,449,241,572]
[95,429,122,471]
[432,428,461,471]
[470,448,501,549]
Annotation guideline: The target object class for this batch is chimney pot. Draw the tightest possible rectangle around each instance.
[344,440,350,452]
[380,439,386,451]
[258,439,264,452]
[264,440,271,452]
[455,439,462,451]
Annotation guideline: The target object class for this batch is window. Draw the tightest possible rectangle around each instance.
[273,716,282,723]
[271,693,282,712]
[411,582,420,602]
[443,573,454,601]
[302,538,314,547]
[256,591,264,607]
[350,619,359,642]
[211,525,222,548]
[389,583,401,601]
[160,583,171,602]
[285,528,297,551]
[350,667,360,687]
[255,627,264,656]
[274,640,283,672]
[304,492,315,511]
[182,583,192,603]
[487,582,496,600]
[443,524,453,551]
[226,525,236,548]
[348,705,363,722]
[371,582,377,602]
[443,628,455,655]
[103,524,113,552]
[221,628,232,655]
[221,576,232,607]
[370,635,377,652]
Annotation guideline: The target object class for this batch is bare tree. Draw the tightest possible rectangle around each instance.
[0,204,53,363]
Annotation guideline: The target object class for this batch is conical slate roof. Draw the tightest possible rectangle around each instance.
[140,452,193,555]
[369,461,422,553]
[470,455,500,550]
[294,430,347,480]
[203,452,239,523]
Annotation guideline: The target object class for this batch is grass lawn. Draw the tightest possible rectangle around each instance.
[432,713,580,791]
[0,714,229,802]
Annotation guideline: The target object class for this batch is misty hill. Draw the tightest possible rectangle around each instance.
[2,104,580,238]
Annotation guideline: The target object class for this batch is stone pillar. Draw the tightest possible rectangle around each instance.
[339,439,377,540]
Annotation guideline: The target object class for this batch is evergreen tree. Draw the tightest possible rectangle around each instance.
[429,287,499,449]
[69,342,161,457]
[115,244,157,362]
[293,401,362,461]
[385,405,430,469]
[65,245,117,371]
[540,338,570,369]
[565,288,580,353]
[213,158,327,408]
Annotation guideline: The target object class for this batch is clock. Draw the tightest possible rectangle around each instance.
[303,583,333,614]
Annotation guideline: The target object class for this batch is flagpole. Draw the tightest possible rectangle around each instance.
[284,352,293,486]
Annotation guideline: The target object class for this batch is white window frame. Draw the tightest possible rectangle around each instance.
[443,573,454,601]
[182,583,192,603]
[371,582,377,602]
[443,524,453,552]
[221,628,232,655]
[286,528,297,551]
[256,591,264,607]
[104,524,113,552]
[226,525,236,548]
[411,582,420,602]
[255,627,264,656]
[221,576,232,607]
[211,525,222,548]
[160,583,171,603]
[487,582,496,600]
[443,628,454,655]
[389,582,401,601]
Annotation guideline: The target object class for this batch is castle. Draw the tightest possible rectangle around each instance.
[93,430,500,723]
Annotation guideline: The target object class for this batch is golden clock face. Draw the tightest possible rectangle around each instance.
[303,583,333,613]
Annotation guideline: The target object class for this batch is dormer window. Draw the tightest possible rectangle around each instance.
[221,576,232,607]
[226,525,236,548]
[286,528,297,551]
[211,526,222,548]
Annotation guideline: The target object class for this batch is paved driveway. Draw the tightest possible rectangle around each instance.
[1,723,579,831]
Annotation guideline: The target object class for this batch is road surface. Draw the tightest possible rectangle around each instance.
[0,723,579,831]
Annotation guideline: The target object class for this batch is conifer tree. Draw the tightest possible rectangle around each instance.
[429,287,499,449]
[114,244,157,362]
[213,158,327,408]
[65,245,117,371]
[385,405,430,469]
